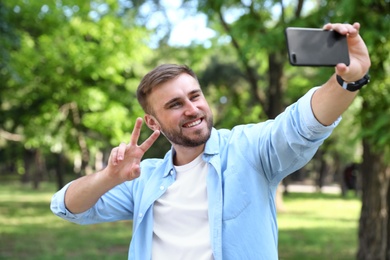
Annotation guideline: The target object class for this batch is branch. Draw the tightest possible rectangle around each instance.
[295,0,304,18]
[217,9,267,111]
[279,0,285,23]
[0,129,24,141]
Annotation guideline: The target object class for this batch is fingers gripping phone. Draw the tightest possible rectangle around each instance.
[285,27,350,67]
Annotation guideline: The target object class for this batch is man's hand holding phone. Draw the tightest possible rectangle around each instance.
[285,22,370,82]
[322,22,370,83]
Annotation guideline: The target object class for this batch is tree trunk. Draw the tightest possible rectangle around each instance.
[387,180,390,260]
[55,153,65,190]
[267,51,286,212]
[357,139,390,260]
[314,148,328,192]
[266,52,284,119]
[32,149,44,189]
[22,149,45,189]
[22,149,33,184]
[70,102,92,176]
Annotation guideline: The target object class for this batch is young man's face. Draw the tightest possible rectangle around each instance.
[145,73,213,148]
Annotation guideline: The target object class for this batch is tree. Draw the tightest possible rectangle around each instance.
[343,0,390,258]
[1,0,153,188]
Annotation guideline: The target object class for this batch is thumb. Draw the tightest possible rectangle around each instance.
[131,165,141,179]
[335,63,350,78]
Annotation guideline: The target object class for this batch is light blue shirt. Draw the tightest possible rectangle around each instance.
[51,87,339,259]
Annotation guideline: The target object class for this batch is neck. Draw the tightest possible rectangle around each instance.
[172,144,205,166]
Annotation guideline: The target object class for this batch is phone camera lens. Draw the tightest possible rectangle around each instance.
[292,53,297,64]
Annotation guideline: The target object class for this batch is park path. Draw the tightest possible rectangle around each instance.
[286,184,341,194]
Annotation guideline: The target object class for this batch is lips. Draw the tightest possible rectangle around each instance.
[182,118,202,128]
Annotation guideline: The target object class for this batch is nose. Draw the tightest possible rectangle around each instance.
[184,100,198,116]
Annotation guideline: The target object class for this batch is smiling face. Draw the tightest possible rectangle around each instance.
[144,73,213,148]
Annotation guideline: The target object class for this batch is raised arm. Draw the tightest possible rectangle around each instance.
[311,22,371,126]
[64,117,160,214]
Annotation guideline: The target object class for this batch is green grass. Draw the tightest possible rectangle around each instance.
[278,192,361,260]
[0,182,131,260]
[0,182,361,259]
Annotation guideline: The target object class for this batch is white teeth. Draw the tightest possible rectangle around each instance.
[185,119,201,127]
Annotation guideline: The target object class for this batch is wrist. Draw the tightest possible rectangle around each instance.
[99,167,124,187]
[336,73,370,92]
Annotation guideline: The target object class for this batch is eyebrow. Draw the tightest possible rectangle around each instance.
[163,89,202,109]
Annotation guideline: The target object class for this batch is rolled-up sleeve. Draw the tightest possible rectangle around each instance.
[50,182,91,224]
[299,87,341,135]
[234,87,341,186]
[50,180,134,225]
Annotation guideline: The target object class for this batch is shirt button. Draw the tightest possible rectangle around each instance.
[160,185,164,190]
[138,213,143,218]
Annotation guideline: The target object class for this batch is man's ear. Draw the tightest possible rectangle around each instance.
[144,114,161,131]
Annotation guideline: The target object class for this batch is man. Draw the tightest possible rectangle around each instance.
[51,22,371,259]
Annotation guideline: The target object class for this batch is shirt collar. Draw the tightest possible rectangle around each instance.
[162,149,175,177]
[204,128,220,156]
[162,128,220,177]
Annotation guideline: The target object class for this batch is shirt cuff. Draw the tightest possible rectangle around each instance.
[50,181,89,221]
[299,87,341,133]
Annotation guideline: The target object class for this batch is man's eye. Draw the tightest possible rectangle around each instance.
[190,95,200,100]
[169,102,181,108]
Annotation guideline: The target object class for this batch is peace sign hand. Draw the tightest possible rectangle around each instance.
[106,117,160,183]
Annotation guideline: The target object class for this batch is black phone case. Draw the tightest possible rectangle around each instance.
[285,27,350,67]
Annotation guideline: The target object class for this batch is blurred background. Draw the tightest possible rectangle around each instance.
[0,0,389,259]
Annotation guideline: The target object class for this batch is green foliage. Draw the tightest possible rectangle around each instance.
[344,0,390,157]
[1,0,389,180]
[0,2,20,70]
[1,1,153,173]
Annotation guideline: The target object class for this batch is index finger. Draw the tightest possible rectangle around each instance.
[129,117,143,146]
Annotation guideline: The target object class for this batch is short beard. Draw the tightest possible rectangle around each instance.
[160,115,213,147]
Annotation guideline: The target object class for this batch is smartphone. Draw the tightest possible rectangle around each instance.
[285,27,350,67]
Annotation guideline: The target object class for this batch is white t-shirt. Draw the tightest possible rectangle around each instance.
[152,153,213,260]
